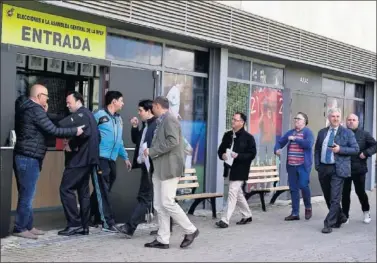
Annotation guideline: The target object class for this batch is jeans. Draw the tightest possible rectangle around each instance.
[13,154,41,233]
[287,165,312,216]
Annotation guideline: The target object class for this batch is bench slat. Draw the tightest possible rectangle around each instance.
[247,177,280,184]
[250,166,278,171]
[177,182,199,189]
[247,186,289,192]
[184,168,197,174]
[179,176,198,181]
[248,171,279,177]
[175,192,223,200]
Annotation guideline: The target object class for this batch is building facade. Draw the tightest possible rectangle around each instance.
[0,1,376,238]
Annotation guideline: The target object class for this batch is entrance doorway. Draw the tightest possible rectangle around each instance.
[290,92,326,196]
[108,66,158,223]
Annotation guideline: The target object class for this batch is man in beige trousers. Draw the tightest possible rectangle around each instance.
[144,96,199,249]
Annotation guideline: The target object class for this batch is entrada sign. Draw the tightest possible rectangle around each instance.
[1,4,106,59]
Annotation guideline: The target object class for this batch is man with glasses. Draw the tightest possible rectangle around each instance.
[216,112,257,228]
[13,84,84,239]
[274,112,314,221]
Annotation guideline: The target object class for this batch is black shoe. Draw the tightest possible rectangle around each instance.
[284,215,300,221]
[88,220,101,228]
[102,225,119,233]
[115,224,133,239]
[321,227,333,234]
[58,226,87,236]
[305,208,312,220]
[215,220,228,228]
[236,217,252,225]
[144,239,169,249]
[180,229,199,248]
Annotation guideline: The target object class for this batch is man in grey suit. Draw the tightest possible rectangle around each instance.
[314,108,359,234]
[143,96,199,249]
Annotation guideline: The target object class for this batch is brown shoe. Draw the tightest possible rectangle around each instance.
[305,208,312,220]
[13,230,38,240]
[29,228,45,235]
[284,215,300,221]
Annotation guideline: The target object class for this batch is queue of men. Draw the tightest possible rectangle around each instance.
[11,84,375,247]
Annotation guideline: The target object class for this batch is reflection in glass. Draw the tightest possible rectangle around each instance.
[106,34,162,65]
[92,79,100,111]
[164,47,209,73]
[252,63,283,86]
[249,85,283,166]
[344,100,365,129]
[226,82,249,130]
[163,73,208,194]
[322,78,344,95]
[228,58,251,80]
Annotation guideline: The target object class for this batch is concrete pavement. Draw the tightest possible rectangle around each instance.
[1,191,376,262]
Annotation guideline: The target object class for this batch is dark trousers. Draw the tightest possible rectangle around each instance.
[90,158,117,228]
[318,164,347,228]
[60,166,92,228]
[125,165,153,235]
[342,173,370,218]
[12,155,41,233]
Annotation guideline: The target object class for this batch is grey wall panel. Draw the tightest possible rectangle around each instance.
[284,67,322,93]
[1,49,17,146]
[365,82,375,190]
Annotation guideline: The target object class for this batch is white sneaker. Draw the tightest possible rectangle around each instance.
[345,218,350,224]
[363,212,371,224]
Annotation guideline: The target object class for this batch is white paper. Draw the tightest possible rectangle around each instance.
[225,148,234,166]
[141,142,150,172]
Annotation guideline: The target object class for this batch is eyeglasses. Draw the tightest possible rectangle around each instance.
[39,93,49,99]
[232,118,243,122]
[294,117,304,121]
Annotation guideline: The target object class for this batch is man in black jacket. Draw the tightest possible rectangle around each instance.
[216,112,257,228]
[13,84,84,240]
[116,99,158,238]
[58,92,100,236]
[342,113,377,224]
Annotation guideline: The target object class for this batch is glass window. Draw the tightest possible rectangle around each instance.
[163,73,208,195]
[252,63,283,86]
[226,82,250,130]
[164,47,209,73]
[106,34,162,65]
[344,100,365,129]
[322,78,344,95]
[228,58,250,80]
[249,85,283,166]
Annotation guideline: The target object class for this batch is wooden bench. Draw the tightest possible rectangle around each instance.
[175,168,223,218]
[243,165,289,211]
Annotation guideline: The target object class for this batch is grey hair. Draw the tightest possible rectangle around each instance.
[327,107,342,116]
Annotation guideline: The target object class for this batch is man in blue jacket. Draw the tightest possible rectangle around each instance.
[274,112,314,221]
[89,91,132,232]
[315,108,359,234]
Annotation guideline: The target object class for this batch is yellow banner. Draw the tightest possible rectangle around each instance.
[1,4,106,59]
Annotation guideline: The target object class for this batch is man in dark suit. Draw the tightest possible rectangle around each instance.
[314,108,359,234]
[342,113,377,224]
[58,92,100,236]
[216,112,257,228]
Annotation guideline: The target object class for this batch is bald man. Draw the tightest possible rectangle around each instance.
[13,84,84,240]
[343,113,377,224]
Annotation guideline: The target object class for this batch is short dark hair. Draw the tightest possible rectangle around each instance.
[235,112,247,123]
[297,112,309,125]
[67,91,84,105]
[153,96,170,109]
[138,99,153,112]
[105,91,123,106]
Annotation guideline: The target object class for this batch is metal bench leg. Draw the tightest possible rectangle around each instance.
[269,190,287,204]
[170,217,173,232]
[259,192,267,211]
[210,197,217,219]
[187,198,204,215]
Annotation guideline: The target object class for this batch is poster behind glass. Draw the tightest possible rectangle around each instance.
[249,85,283,167]
[163,73,207,194]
